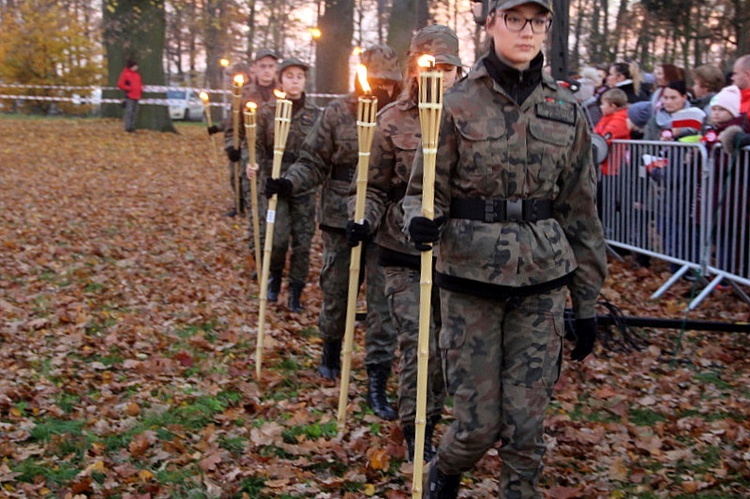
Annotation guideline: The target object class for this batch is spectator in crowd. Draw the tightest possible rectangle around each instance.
[606,61,648,103]
[117,58,142,133]
[690,64,726,114]
[579,66,608,125]
[650,63,686,112]
[594,88,630,175]
[252,58,321,312]
[626,101,652,139]
[731,54,750,116]
[644,80,692,141]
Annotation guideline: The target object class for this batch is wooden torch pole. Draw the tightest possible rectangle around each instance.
[337,64,378,431]
[243,101,263,274]
[256,92,293,380]
[231,74,245,217]
[412,56,443,499]
[200,91,221,171]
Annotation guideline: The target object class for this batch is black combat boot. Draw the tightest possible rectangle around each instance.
[426,458,461,499]
[318,340,342,380]
[366,364,397,421]
[267,271,282,302]
[403,420,437,462]
[288,282,304,312]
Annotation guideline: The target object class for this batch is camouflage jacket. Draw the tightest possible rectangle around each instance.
[283,94,359,230]
[364,98,422,257]
[255,95,321,193]
[222,81,279,149]
[402,59,607,319]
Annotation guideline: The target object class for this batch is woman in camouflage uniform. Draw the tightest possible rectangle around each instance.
[403,1,607,497]
[265,47,402,420]
[252,57,321,312]
[346,25,462,462]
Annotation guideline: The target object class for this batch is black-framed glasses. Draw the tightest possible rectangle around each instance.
[502,12,552,34]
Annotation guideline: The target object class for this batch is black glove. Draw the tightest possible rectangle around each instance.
[346,220,371,247]
[226,146,241,162]
[264,178,293,198]
[408,216,444,251]
[207,125,221,135]
[568,317,597,361]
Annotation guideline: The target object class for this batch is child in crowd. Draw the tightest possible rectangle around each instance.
[594,88,631,175]
[702,85,746,147]
[626,101,652,140]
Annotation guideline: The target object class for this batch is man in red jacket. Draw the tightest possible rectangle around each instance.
[732,54,750,116]
[117,59,143,132]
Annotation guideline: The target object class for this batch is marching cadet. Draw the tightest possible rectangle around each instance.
[403,1,607,497]
[251,57,321,312]
[345,25,462,461]
[265,46,402,420]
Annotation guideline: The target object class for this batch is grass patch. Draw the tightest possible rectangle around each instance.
[693,370,732,391]
[628,408,667,426]
[281,421,338,444]
[13,460,79,486]
[30,419,85,441]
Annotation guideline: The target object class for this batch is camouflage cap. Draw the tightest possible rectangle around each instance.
[254,48,279,62]
[490,0,553,14]
[360,45,402,81]
[409,24,461,67]
[278,57,309,74]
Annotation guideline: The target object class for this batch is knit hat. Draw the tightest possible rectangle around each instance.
[670,107,706,133]
[360,45,402,81]
[490,0,553,14]
[408,24,462,68]
[627,101,652,129]
[710,85,741,117]
[278,57,309,75]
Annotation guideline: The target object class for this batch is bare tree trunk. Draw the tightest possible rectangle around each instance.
[318,0,354,94]
[246,0,257,61]
[387,0,417,62]
[203,0,232,123]
[103,0,175,132]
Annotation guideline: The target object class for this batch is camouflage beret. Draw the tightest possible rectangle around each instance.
[490,0,553,14]
[278,57,309,74]
[408,24,461,67]
[254,48,279,62]
[360,45,402,81]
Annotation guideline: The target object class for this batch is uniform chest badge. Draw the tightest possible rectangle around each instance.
[535,101,576,126]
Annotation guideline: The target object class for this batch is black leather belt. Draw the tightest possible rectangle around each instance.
[450,198,553,223]
[331,164,355,182]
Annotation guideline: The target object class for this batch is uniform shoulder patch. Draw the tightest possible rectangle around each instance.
[535,100,576,126]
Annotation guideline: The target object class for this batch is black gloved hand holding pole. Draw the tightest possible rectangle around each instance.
[346,220,371,247]
[226,146,241,162]
[264,177,293,199]
[408,216,445,251]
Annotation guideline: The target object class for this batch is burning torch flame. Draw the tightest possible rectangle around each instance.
[199,91,209,102]
[274,89,287,100]
[356,64,371,95]
[246,101,257,111]
[233,74,245,86]
[418,55,436,69]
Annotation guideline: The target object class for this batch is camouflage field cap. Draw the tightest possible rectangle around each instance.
[409,24,462,67]
[490,0,553,14]
[360,45,402,81]
[278,57,309,74]
[254,48,279,62]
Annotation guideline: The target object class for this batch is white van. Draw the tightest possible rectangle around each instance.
[167,89,205,121]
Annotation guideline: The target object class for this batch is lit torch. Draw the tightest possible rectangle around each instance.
[231,74,245,217]
[243,101,262,278]
[413,53,443,499]
[256,89,293,380]
[200,91,220,168]
[337,64,378,431]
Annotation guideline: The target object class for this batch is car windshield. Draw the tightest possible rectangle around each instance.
[167,90,186,100]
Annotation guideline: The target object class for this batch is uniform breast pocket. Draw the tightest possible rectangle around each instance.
[528,120,575,182]
[455,117,506,177]
[391,134,419,181]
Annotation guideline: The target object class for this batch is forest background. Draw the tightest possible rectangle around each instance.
[0,0,749,130]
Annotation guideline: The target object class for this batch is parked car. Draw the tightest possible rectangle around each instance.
[167,89,204,121]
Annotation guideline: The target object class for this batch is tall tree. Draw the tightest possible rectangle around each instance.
[102,0,175,132]
[317,0,354,94]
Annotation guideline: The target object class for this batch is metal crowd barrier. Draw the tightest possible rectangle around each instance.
[601,139,750,310]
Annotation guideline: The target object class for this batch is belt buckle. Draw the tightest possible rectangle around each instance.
[506,199,523,222]
[484,200,498,223]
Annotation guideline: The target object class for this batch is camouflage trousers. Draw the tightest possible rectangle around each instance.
[436,287,565,499]
[228,160,250,216]
[384,266,445,424]
[318,231,397,368]
[257,191,316,286]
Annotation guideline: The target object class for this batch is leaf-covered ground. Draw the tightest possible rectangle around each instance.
[1,117,749,498]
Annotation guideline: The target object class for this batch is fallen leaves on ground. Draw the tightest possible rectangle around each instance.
[1,117,749,498]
